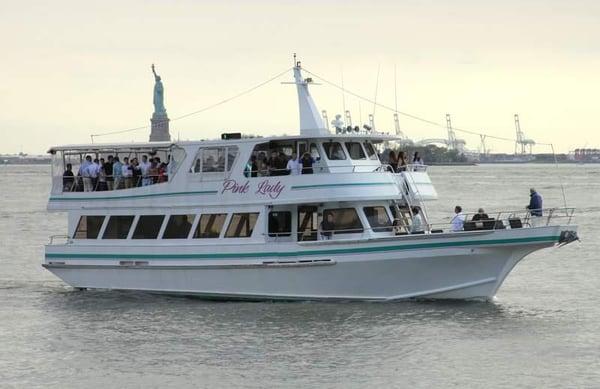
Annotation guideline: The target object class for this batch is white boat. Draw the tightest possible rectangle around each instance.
[43,61,578,301]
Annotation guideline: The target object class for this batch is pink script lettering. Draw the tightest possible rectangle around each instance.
[221,179,250,194]
[256,180,285,199]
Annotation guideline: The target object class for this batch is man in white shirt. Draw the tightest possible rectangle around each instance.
[286,152,302,176]
[79,156,93,192]
[411,207,424,233]
[139,155,151,186]
[121,157,133,188]
[450,205,465,232]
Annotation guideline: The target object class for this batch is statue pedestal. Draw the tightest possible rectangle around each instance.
[149,112,171,142]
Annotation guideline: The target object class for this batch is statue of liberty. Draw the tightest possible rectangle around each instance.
[151,64,166,114]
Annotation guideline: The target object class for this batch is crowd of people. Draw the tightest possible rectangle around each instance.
[385,150,424,172]
[62,154,170,192]
[244,151,318,177]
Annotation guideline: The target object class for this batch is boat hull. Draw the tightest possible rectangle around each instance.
[43,226,571,301]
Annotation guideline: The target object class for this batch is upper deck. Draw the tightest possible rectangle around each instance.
[48,133,438,211]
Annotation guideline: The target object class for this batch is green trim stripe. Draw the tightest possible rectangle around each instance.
[45,235,559,261]
[291,182,392,190]
[49,190,218,201]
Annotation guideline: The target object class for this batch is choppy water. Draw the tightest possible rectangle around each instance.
[0,164,598,388]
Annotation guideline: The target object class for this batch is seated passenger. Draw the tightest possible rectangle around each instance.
[319,213,334,240]
[398,151,408,172]
[410,207,424,233]
[451,205,465,232]
[388,150,398,172]
[62,163,75,192]
[472,208,489,221]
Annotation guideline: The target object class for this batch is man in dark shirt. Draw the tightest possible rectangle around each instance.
[320,213,335,240]
[62,163,75,192]
[472,208,489,221]
[104,155,114,190]
[527,188,543,216]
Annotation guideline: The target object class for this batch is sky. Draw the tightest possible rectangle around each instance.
[1,0,599,154]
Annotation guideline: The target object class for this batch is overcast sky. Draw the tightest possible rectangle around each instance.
[2,0,599,154]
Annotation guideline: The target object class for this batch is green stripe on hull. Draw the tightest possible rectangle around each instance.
[49,190,218,201]
[45,235,559,261]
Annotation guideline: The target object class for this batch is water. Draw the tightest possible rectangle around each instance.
[1,164,598,388]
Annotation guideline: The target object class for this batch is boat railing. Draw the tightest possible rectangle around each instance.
[48,235,71,245]
[423,207,576,233]
[61,174,168,193]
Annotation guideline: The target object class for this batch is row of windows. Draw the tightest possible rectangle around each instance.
[74,212,258,240]
[73,206,393,241]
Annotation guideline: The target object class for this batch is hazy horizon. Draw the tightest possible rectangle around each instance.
[2,0,600,154]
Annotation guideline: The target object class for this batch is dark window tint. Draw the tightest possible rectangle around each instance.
[73,216,105,239]
[323,208,363,234]
[345,142,366,160]
[225,213,259,238]
[132,215,165,239]
[194,214,227,238]
[364,206,393,232]
[102,216,135,239]
[163,214,195,239]
[268,211,292,237]
[323,142,346,160]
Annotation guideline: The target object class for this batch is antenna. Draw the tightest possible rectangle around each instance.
[372,64,381,119]
[341,67,346,120]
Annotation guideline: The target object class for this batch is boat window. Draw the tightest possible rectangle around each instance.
[194,213,227,238]
[226,146,238,172]
[323,208,363,234]
[163,214,195,239]
[225,212,259,238]
[323,142,346,160]
[363,141,378,160]
[363,206,393,232]
[102,216,135,239]
[132,215,165,239]
[73,216,105,239]
[310,143,321,159]
[297,206,318,241]
[268,211,292,237]
[345,142,366,160]
[202,148,225,173]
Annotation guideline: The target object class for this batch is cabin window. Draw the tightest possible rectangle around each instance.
[163,214,195,239]
[345,142,366,160]
[225,212,259,238]
[226,147,238,172]
[323,142,346,160]
[268,211,292,237]
[363,206,393,232]
[191,146,238,174]
[73,216,105,239]
[323,208,363,234]
[102,216,135,239]
[132,215,165,239]
[194,213,227,238]
[297,206,318,241]
[363,141,378,160]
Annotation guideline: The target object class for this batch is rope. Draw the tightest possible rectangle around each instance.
[302,67,553,146]
[90,67,292,141]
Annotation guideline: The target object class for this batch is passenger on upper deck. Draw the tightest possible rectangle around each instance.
[62,163,74,192]
[122,157,133,189]
[286,152,302,176]
[300,152,314,174]
[398,151,408,172]
[140,155,152,186]
[411,207,424,233]
[80,155,93,192]
[104,156,114,190]
[413,152,424,166]
[112,156,122,190]
[388,151,398,172]
[244,155,258,178]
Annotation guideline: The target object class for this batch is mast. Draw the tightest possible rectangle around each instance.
[291,55,328,136]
